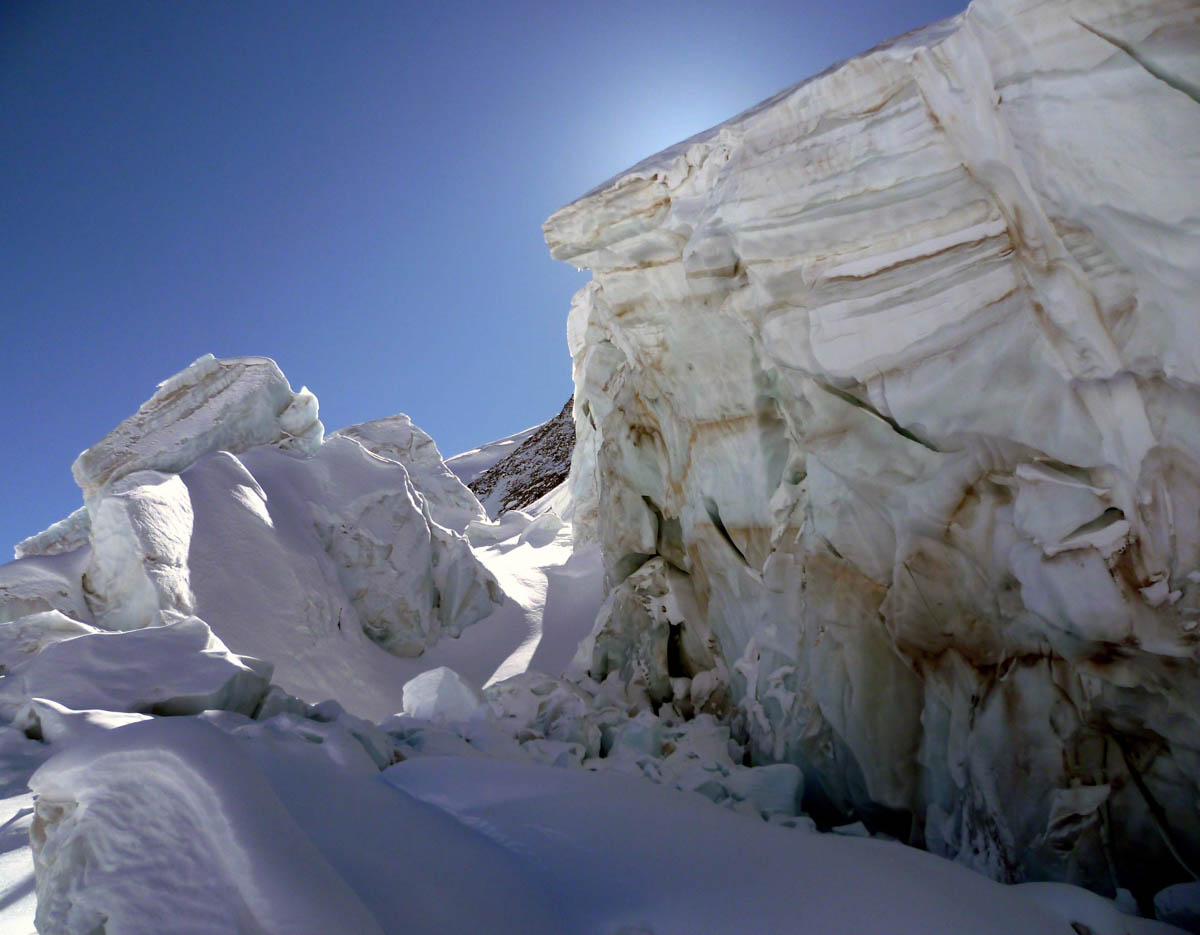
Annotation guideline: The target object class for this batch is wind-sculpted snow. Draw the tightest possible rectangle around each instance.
[28,711,1177,935]
[28,719,387,935]
[0,616,269,720]
[546,0,1200,898]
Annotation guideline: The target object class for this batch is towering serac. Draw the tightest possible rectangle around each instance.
[545,0,1200,893]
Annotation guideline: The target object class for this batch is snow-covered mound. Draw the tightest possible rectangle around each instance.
[545,0,1200,899]
[27,716,1180,935]
[465,397,575,517]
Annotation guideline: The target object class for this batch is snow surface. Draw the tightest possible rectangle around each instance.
[22,716,1182,935]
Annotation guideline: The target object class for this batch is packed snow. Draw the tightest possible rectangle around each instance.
[21,715,1184,935]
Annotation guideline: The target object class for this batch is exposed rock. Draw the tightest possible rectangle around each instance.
[446,424,542,486]
[546,0,1200,898]
[468,398,575,517]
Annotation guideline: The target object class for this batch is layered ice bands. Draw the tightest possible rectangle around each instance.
[72,355,324,503]
[545,0,1200,894]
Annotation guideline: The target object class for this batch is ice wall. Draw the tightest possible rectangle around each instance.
[545,0,1200,895]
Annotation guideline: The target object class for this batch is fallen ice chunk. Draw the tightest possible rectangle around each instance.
[724,763,804,818]
[334,414,486,533]
[402,667,487,722]
[0,615,270,717]
[13,506,91,560]
[0,551,91,625]
[0,611,96,673]
[465,509,534,546]
[84,470,195,631]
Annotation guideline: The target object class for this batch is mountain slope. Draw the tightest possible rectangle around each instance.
[465,397,575,518]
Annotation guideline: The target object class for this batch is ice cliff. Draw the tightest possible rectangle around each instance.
[545,0,1200,895]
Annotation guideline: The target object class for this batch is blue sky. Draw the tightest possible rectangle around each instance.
[0,0,964,552]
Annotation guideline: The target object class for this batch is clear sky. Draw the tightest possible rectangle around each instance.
[1,0,965,553]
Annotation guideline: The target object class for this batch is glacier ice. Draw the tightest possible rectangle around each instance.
[72,354,323,501]
[83,471,196,631]
[0,355,506,722]
[13,507,90,561]
[545,0,1200,894]
[0,551,90,626]
[6,0,1200,923]
[334,413,486,532]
